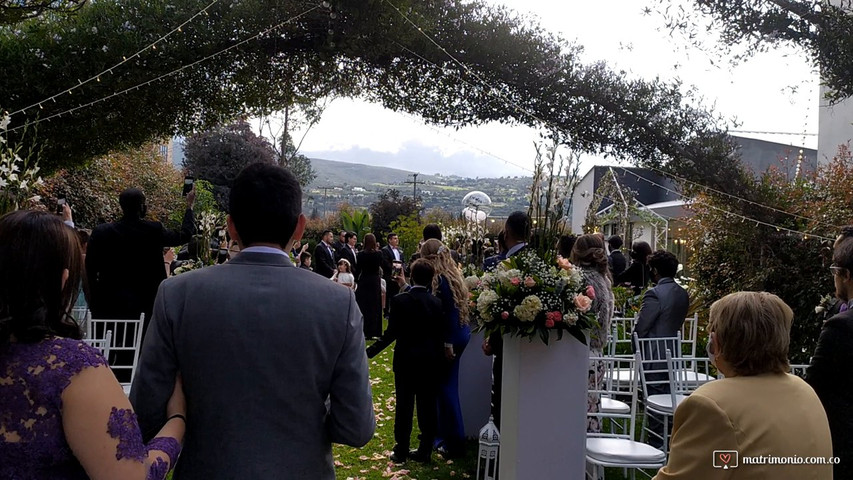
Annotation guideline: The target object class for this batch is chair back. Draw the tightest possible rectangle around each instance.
[87,314,144,390]
[790,364,809,379]
[680,314,698,358]
[82,330,112,359]
[588,355,639,440]
[633,333,680,400]
[607,317,635,358]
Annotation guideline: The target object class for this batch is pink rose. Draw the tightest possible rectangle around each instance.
[544,318,555,328]
[545,311,562,327]
[585,285,596,300]
[510,277,521,286]
[524,276,536,288]
[501,311,509,320]
[574,294,593,313]
[557,257,573,271]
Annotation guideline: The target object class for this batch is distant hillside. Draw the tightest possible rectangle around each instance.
[304,158,532,217]
[308,158,445,189]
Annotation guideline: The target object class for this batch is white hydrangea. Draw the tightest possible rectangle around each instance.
[477,289,499,319]
[464,275,480,291]
[514,295,543,322]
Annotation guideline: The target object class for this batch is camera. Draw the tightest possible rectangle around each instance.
[182,176,195,197]
[55,197,66,215]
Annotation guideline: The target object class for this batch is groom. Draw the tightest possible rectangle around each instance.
[131,163,375,479]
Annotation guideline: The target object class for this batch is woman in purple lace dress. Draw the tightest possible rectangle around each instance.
[0,210,185,479]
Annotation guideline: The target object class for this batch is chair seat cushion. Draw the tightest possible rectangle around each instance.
[601,397,630,414]
[586,437,667,465]
[646,394,687,412]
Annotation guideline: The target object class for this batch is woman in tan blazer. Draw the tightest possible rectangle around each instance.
[654,292,833,480]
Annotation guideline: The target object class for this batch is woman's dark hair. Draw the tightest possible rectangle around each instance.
[229,163,302,248]
[558,234,577,259]
[363,233,378,252]
[0,210,83,343]
[570,233,611,280]
[629,241,653,262]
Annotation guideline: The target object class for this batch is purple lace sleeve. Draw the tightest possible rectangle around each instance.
[106,408,181,480]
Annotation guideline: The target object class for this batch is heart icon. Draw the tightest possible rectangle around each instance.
[719,453,731,464]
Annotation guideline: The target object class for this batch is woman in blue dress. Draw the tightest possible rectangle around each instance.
[419,239,471,458]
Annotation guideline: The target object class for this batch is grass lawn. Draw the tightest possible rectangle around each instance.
[333,344,478,479]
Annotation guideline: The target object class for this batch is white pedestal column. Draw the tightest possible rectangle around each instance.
[499,332,589,480]
[459,329,493,438]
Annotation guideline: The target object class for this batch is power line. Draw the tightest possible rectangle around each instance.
[730,129,818,137]
[5,3,322,133]
[8,0,222,118]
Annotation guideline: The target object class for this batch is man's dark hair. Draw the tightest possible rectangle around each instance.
[119,188,146,219]
[387,233,398,240]
[505,211,531,242]
[423,224,442,241]
[648,250,679,278]
[608,235,623,250]
[409,258,435,287]
[558,234,576,259]
[345,232,356,242]
[321,229,332,238]
[229,163,302,248]
[834,226,853,272]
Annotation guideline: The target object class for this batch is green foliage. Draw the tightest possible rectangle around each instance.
[685,148,853,363]
[2,0,738,191]
[279,132,316,187]
[368,189,419,240]
[0,0,87,25]
[339,207,371,238]
[182,120,275,210]
[167,179,216,230]
[37,144,183,228]
[389,213,421,259]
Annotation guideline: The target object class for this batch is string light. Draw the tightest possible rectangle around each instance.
[6,4,321,134]
[617,167,836,242]
[8,0,222,119]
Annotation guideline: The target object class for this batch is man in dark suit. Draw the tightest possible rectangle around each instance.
[367,259,444,464]
[313,229,337,278]
[131,163,374,479]
[86,187,196,338]
[483,230,507,272]
[807,226,853,479]
[381,232,404,317]
[338,231,359,278]
[607,235,627,277]
[633,249,689,448]
[482,211,530,429]
[333,229,346,255]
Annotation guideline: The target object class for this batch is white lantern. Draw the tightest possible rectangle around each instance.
[476,415,500,480]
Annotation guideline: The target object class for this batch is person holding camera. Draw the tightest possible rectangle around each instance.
[86,187,196,344]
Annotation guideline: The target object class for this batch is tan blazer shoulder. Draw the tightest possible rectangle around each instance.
[654,373,832,480]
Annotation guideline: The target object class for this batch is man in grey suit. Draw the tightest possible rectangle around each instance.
[130,163,375,479]
[633,249,688,448]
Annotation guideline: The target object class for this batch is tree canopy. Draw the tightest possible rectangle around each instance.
[2,0,740,191]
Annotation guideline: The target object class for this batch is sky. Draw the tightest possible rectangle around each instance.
[262,0,820,179]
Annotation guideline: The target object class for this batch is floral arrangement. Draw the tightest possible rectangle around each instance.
[468,249,598,345]
[0,114,44,215]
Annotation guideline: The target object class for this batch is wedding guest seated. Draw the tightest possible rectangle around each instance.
[131,163,374,479]
[0,210,185,479]
[367,259,444,464]
[653,292,832,480]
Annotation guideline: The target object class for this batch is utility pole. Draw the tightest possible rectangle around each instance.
[318,186,337,217]
[405,173,422,221]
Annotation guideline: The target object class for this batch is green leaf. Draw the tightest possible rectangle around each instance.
[567,328,588,346]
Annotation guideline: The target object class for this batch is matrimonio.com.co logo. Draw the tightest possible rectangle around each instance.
[713,450,739,469]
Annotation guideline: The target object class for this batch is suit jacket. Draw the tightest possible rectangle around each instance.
[366,287,444,374]
[85,209,195,322]
[130,252,375,480]
[634,278,689,339]
[380,245,405,280]
[338,245,359,278]
[483,252,506,272]
[807,308,853,478]
[313,241,337,278]
[654,374,832,480]
[615,261,651,295]
[608,250,627,277]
